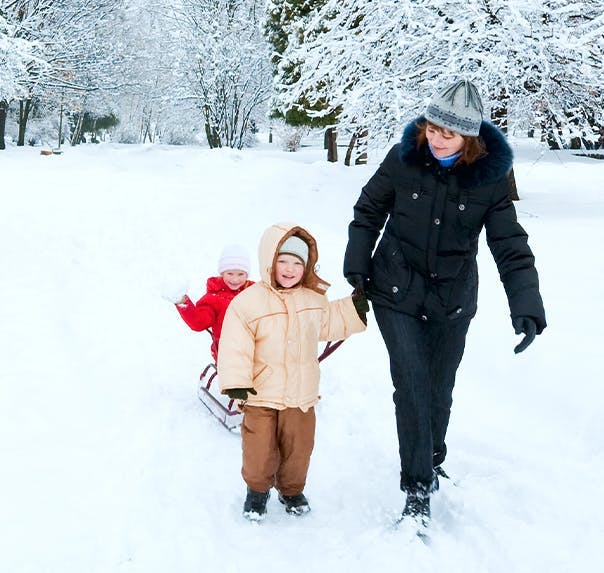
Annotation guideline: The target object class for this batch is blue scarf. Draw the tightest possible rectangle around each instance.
[429,144,462,168]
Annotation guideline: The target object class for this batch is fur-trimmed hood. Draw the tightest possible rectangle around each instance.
[258,222,330,294]
[398,116,513,187]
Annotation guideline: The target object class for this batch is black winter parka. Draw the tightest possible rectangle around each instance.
[343,118,546,331]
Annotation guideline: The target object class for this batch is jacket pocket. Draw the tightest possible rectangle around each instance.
[371,240,412,301]
[445,262,478,318]
[454,191,489,232]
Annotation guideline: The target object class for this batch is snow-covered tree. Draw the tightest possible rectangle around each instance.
[279,0,604,151]
[266,0,336,127]
[276,1,419,150]
[0,12,41,149]
[524,1,604,149]
[1,0,126,147]
[173,0,273,149]
[409,0,604,148]
[107,0,193,145]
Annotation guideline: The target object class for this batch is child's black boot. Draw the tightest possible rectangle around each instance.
[243,487,270,521]
[278,491,311,515]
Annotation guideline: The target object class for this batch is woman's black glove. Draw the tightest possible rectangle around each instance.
[346,274,369,296]
[225,387,257,400]
[512,317,537,354]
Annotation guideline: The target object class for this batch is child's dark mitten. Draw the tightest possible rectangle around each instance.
[225,387,257,400]
[352,292,370,324]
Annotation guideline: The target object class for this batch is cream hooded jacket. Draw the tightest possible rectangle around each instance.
[218,223,366,412]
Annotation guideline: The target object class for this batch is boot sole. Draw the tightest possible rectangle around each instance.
[284,505,311,516]
[243,510,267,522]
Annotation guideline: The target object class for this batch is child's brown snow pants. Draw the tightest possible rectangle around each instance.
[241,405,315,496]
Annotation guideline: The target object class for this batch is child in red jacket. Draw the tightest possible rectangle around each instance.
[175,245,253,362]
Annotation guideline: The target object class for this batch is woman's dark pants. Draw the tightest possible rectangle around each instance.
[373,305,471,493]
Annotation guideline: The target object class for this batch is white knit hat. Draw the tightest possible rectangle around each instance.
[279,236,308,264]
[217,244,251,274]
[425,79,484,136]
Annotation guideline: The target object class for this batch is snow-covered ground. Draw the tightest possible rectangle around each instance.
[1,137,602,572]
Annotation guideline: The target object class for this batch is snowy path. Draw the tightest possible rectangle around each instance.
[0,142,601,572]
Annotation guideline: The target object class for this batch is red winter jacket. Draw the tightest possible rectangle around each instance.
[176,276,254,362]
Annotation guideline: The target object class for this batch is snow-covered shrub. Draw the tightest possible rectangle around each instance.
[160,125,199,146]
[273,122,308,152]
[113,126,139,144]
[24,117,59,147]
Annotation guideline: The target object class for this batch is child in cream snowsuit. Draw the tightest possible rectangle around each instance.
[218,222,368,520]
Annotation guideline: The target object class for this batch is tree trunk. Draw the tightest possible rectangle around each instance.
[205,121,221,149]
[204,104,222,149]
[344,133,357,166]
[354,129,368,165]
[0,101,7,150]
[71,114,84,146]
[490,90,508,134]
[346,130,369,166]
[326,127,337,163]
[142,119,152,143]
[57,101,64,148]
[507,168,519,201]
[569,137,582,150]
[542,112,562,150]
[17,98,33,146]
[492,101,517,199]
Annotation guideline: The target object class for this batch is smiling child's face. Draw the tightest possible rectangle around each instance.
[274,253,305,289]
[221,270,248,290]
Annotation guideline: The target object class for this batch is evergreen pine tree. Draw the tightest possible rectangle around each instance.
[266,1,338,129]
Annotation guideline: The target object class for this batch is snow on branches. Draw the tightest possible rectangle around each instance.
[275,0,604,149]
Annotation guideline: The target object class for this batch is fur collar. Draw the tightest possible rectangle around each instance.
[398,116,514,187]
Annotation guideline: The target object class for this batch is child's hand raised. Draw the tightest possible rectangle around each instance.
[161,277,189,304]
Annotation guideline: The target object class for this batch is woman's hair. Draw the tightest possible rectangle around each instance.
[416,120,487,166]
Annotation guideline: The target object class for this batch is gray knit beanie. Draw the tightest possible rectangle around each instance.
[424,79,484,136]
[279,236,309,264]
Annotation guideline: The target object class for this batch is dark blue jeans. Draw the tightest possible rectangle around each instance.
[373,305,471,493]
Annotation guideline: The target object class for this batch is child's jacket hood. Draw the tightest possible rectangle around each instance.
[258,222,330,294]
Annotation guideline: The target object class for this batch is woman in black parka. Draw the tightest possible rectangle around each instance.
[343,79,546,529]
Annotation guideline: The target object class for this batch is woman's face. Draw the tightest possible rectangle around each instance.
[425,123,465,158]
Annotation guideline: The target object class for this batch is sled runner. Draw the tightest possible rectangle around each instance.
[198,339,345,432]
[197,362,242,431]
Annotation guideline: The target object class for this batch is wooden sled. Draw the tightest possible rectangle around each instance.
[198,340,345,432]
